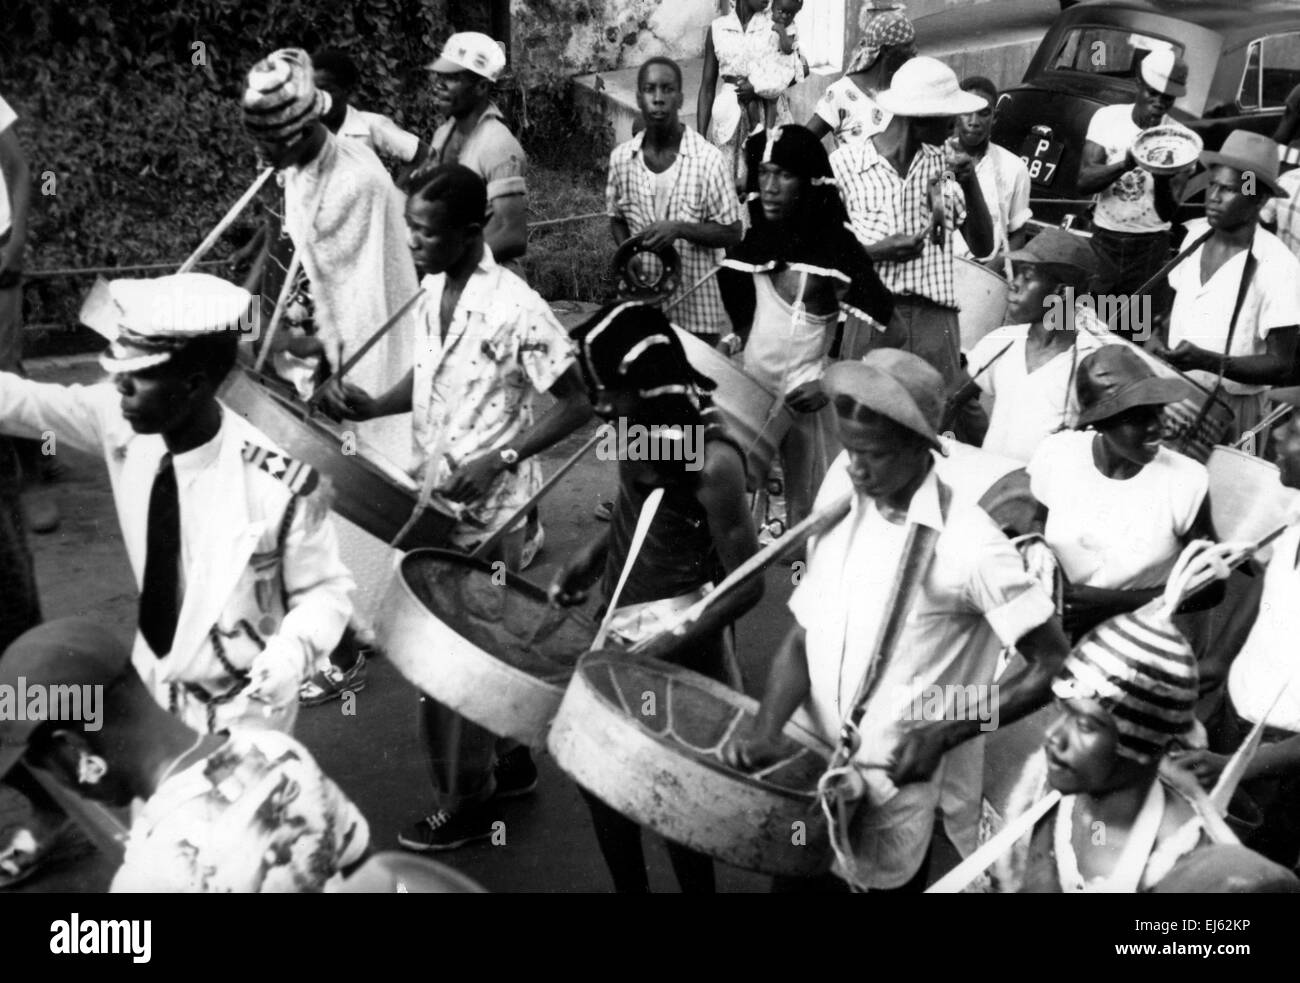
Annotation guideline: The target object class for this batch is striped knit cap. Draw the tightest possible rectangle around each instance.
[1051,601,1199,763]
[242,49,328,147]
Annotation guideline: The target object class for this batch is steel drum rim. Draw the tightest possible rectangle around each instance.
[573,649,832,805]
[388,547,592,699]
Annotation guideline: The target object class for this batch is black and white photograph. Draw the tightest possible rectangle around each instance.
[1,0,1299,947]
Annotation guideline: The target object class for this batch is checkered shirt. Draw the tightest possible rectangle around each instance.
[830,139,967,309]
[1261,168,1300,260]
[606,126,741,335]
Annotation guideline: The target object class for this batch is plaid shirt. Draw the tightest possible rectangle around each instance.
[606,126,741,335]
[831,140,967,309]
[1260,168,1300,259]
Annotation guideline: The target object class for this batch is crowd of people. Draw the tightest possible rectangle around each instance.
[2,0,1300,894]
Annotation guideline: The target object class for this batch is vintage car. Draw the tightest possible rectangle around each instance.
[992,0,1300,227]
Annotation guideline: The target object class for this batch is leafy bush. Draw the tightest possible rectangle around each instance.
[3,0,618,352]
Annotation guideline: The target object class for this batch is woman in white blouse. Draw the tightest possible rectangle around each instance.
[1028,346,1218,639]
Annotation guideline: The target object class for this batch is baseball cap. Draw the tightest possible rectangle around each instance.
[427,32,507,81]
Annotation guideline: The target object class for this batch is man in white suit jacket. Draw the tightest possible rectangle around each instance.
[0,273,353,734]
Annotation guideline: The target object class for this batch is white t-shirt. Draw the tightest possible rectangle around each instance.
[1168,219,1300,396]
[1084,103,1181,234]
[1028,430,1208,590]
[955,143,1033,260]
[1228,526,1300,733]
[645,155,681,223]
[0,95,16,236]
[813,77,890,148]
[967,318,1112,464]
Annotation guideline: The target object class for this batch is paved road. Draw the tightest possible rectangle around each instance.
[12,312,805,893]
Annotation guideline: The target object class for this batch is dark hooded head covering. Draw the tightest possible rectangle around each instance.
[570,301,716,427]
[722,125,894,328]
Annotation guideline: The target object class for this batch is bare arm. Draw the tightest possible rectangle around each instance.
[485,193,528,263]
[1165,325,1299,386]
[697,30,719,138]
[610,215,631,246]
[1076,139,1134,196]
[957,168,995,261]
[639,217,742,252]
[512,364,593,462]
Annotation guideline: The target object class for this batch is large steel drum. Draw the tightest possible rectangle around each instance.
[1207,446,1300,551]
[955,256,1010,352]
[219,366,455,546]
[673,327,793,491]
[548,651,834,877]
[376,549,596,748]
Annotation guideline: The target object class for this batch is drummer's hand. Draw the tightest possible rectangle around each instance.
[1167,748,1229,791]
[784,380,828,414]
[443,451,506,504]
[316,380,376,421]
[721,724,786,772]
[1163,340,1210,372]
[640,220,682,251]
[246,646,300,713]
[887,723,952,786]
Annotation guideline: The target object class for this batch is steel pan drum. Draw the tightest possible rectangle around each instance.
[673,327,793,491]
[376,549,596,748]
[548,651,833,877]
[955,257,1009,352]
[220,366,455,546]
[1207,446,1300,553]
[937,439,1038,536]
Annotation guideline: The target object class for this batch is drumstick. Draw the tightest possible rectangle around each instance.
[662,265,722,315]
[1158,758,1241,846]
[252,251,302,374]
[469,430,602,561]
[926,789,1063,893]
[178,167,274,274]
[592,487,665,649]
[628,491,853,655]
[1208,675,1295,814]
[305,289,425,407]
[1234,404,1293,449]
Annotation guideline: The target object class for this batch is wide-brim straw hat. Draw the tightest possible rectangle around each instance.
[874,56,987,118]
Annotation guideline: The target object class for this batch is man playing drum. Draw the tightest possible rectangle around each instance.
[1151,131,1300,455]
[319,165,592,852]
[723,350,1070,891]
[550,301,762,893]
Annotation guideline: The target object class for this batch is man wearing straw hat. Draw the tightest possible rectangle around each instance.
[829,57,994,390]
[321,165,592,853]
[0,273,353,737]
[723,349,1069,892]
[1151,129,1300,455]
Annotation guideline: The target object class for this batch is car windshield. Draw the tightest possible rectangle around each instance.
[1047,27,1185,83]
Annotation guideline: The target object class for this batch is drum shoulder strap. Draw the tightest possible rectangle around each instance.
[844,479,951,730]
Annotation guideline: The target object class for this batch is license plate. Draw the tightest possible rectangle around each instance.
[1019,135,1064,186]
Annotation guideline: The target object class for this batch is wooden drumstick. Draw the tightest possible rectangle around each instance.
[926,789,1063,893]
[178,167,274,274]
[251,251,302,374]
[592,487,665,649]
[305,289,425,407]
[628,491,853,655]
[469,430,603,561]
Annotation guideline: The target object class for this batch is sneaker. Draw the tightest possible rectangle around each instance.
[493,747,538,799]
[397,806,494,853]
[593,500,614,522]
[299,652,368,707]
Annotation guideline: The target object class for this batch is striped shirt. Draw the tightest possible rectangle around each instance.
[831,139,967,309]
[607,126,741,336]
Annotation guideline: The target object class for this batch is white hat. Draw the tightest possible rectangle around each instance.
[95,273,255,374]
[873,56,987,118]
[427,32,507,81]
[1139,47,1188,98]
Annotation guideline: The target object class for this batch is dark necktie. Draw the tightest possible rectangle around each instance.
[139,453,182,657]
